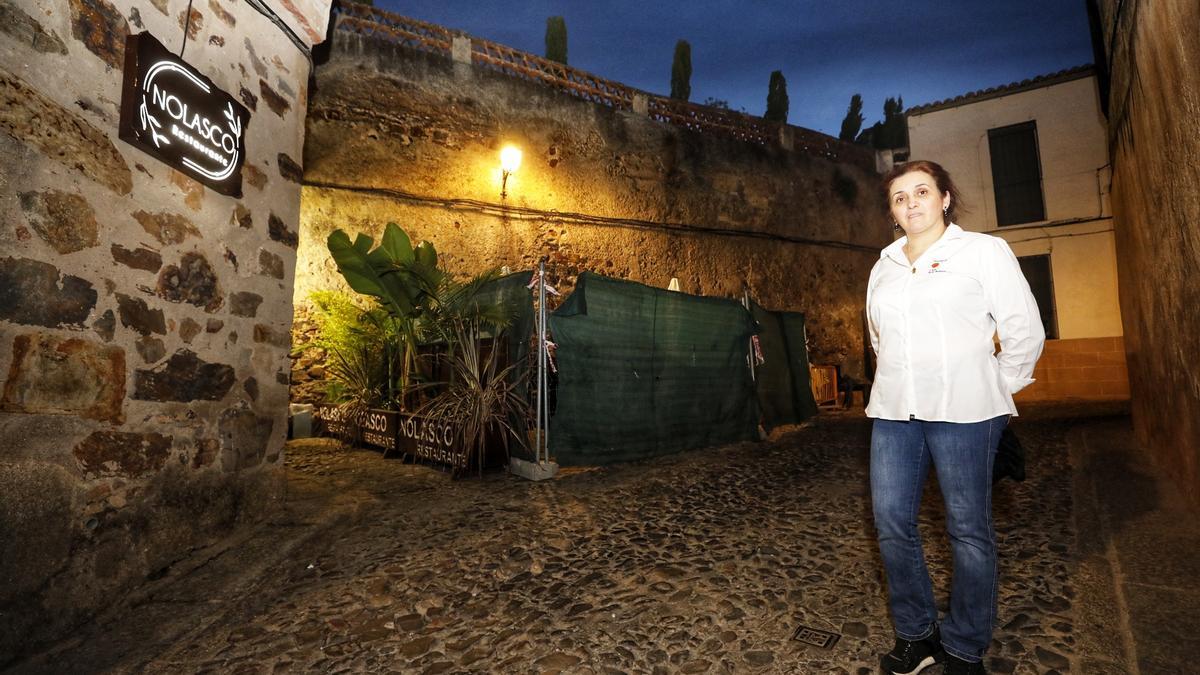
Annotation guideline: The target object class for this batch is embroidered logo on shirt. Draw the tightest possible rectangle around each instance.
[928,258,948,274]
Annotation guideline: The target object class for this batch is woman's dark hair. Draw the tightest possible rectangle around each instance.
[881,160,966,223]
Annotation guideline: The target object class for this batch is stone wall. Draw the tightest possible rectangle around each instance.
[0,0,329,661]
[296,31,888,403]
[1093,0,1200,506]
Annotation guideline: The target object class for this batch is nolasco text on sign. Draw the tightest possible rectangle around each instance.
[118,32,251,197]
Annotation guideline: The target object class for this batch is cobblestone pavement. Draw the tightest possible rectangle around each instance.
[22,405,1123,674]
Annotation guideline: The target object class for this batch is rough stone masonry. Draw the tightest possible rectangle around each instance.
[0,0,331,662]
[1093,0,1200,508]
[292,28,888,403]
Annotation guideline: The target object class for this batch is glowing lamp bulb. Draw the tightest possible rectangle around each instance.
[500,146,523,174]
[499,145,522,198]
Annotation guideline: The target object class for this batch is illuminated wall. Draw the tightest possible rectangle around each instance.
[295,30,890,402]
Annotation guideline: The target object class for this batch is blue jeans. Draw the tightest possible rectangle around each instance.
[870,415,1008,663]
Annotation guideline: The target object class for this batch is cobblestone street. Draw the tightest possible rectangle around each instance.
[17,403,1174,674]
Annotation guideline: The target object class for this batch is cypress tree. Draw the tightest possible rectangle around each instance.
[765,70,789,122]
[880,96,906,148]
[670,40,692,101]
[839,94,864,141]
[545,16,567,64]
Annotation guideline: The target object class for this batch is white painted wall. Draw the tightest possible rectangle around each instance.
[1003,225,1122,339]
[908,74,1123,339]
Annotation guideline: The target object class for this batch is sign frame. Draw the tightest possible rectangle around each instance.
[118,32,250,197]
[313,404,469,470]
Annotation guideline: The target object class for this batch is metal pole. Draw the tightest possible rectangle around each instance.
[542,270,550,463]
[535,260,544,464]
[743,288,756,383]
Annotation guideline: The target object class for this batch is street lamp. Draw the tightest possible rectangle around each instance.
[500,145,522,198]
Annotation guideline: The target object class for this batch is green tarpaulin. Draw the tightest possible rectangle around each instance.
[548,273,761,465]
[750,301,819,430]
[475,270,535,381]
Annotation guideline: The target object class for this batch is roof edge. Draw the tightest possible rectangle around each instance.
[907,65,1095,116]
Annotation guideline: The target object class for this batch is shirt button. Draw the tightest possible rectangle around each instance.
[911,267,916,275]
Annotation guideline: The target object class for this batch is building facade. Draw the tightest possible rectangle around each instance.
[906,67,1127,402]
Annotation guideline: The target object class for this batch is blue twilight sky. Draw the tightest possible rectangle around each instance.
[373,0,1096,137]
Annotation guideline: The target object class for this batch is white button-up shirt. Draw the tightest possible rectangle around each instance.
[865,223,1045,422]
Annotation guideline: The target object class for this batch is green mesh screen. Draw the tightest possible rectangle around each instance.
[476,270,535,376]
[751,302,818,430]
[471,271,537,462]
[547,272,760,465]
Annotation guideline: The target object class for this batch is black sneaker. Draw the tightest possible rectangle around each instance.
[942,653,986,674]
[880,628,942,674]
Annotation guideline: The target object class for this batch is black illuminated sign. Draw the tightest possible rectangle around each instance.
[119,32,250,197]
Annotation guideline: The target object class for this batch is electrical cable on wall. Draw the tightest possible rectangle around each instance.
[180,0,313,60]
[179,0,194,57]
[1004,224,1114,246]
[303,179,882,254]
[245,0,314,59]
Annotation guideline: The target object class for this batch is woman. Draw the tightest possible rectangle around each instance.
[866,160,1044,675]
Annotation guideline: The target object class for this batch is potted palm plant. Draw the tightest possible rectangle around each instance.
[321,222,531,473]
[417,313,529,476]
[304,290,402,448]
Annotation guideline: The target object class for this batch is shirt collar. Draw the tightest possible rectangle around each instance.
[881,223,965,265]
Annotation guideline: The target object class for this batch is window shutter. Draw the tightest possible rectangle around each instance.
[1017,254,1058,340]
[989,122,1046,226]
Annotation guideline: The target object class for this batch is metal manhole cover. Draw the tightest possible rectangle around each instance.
[791,624,840,649]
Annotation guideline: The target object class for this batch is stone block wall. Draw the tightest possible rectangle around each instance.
[295,31,889,403]
[1092,0,1200,507]
[0,0,329,661]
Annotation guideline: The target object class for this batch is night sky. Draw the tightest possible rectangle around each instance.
[374,0,1096,138]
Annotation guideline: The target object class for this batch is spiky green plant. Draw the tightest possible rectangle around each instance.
[420,269,516,355]
[324,223,523,432]
[418,317,529,477]
[305,290,404,434]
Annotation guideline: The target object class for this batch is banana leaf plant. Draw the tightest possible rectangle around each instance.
[327,222,443,409]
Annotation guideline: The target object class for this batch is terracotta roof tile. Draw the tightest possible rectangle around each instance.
[907,65,1095,115]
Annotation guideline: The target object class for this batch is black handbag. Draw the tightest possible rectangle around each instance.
[992,426,1026,484]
